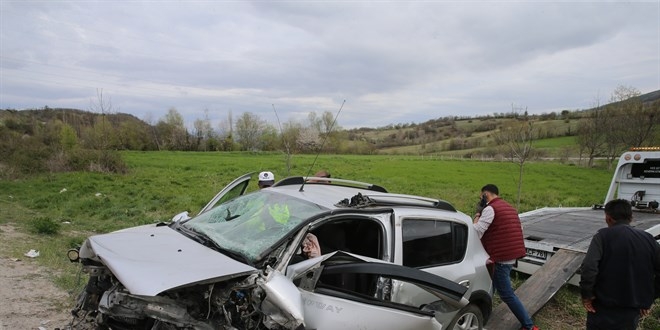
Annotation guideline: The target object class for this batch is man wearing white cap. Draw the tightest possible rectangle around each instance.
[258,171,275,189]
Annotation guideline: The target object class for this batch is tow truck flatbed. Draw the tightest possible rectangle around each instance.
[517,207,660,285]
[514,148,660,286]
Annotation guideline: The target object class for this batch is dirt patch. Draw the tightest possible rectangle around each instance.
[0,224,72,330]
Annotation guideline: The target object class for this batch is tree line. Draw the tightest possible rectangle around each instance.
[0,85,658,178]
[576,86,659,168]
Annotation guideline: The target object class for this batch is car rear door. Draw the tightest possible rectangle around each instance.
[390,217,478,321]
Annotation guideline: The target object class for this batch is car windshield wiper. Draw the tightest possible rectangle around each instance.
[175,224,252,266]
[225,209,240,221]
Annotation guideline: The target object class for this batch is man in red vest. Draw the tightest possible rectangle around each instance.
[473,184,539,330]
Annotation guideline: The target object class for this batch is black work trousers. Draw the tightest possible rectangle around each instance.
[586,302,640,330]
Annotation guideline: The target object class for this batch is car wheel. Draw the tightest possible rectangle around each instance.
[447,304,483,330]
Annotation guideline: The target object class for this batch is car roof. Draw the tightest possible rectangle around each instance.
[269,176,462,216]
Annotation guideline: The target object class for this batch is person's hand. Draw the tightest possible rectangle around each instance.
[640,308,651,317]
[473,213,480,224]
[302,233,321,258]
[582,297,596,313]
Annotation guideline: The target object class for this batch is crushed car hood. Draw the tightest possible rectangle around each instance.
[79,224,257,296]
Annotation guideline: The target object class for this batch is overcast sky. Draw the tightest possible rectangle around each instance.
[1,1,659,129]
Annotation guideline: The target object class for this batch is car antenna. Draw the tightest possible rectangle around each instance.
[272,104,293,175]
[299,99,346,192]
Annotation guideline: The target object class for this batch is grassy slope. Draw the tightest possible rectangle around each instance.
[376,118,582,156]
[1,152,657,328]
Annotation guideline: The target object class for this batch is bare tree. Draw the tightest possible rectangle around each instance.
[609,86,657,148]
[320,111,335,135]
[302,110,343,153]
[217,110,236,151]
[143,112,162,151]
[193,109,215,151]
[308,112,321,132]
[600,85,658,168]
[273,105,293,174]
[576,98,607,167]
[493,105,535,209]
[576,120,602,167]
[88,88,113,150]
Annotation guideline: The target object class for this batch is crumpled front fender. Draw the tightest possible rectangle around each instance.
[258,269,305,329]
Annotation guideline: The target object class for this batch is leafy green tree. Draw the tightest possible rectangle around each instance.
[59,123,78,151]
[235,112,264,151]
[260,125,280,151]
[157,108,189,150]
[118,120,153,150]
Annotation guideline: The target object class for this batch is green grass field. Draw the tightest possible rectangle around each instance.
[1,151,613,232]
[2,151,657,329]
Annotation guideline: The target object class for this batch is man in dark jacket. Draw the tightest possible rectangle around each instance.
[473,184,538,330]
[580,199,660,330]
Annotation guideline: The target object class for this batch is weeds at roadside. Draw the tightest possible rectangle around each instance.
[28,216,61,235]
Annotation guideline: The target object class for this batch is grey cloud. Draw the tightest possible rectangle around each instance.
[1,1,658,128]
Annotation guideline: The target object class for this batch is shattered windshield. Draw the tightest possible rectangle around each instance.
[183,190,326,262]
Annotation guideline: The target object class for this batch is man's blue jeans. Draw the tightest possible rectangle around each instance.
[493,262,534,329]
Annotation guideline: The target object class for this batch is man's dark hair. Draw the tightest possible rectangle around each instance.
[481,184,499,195]
[604,199,633,223]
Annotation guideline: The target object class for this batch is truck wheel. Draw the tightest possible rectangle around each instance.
[447,304,483,330]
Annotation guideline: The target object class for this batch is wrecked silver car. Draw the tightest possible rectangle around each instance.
[69,174,492,329]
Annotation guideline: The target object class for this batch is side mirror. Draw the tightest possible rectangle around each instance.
[171,211,190,223]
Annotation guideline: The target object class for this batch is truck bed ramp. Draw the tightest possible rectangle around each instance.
[487,249,584,330]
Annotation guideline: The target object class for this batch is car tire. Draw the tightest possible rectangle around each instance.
[446,304,483,330]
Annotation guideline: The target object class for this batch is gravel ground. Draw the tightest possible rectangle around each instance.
[0,224,72,330]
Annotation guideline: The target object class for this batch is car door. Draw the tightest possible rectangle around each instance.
[390,217,480,326]
[197,172,255,215]
[171,173,256,222]
[306,210,395,262]
[292,252,468,330]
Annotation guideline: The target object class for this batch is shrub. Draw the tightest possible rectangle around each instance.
[46,151,72,172]
[28,217,61,235]
[68,149,128,174]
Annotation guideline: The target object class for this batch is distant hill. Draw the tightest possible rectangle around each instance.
[346,89,660,155]
[2,89,658,156]
[0,107,149,133]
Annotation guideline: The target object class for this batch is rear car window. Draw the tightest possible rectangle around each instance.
[402,219,467,268]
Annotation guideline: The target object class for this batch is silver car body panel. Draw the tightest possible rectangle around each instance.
[289,252,463,330]
[259,270,306,329]
[300,290,443,330]
[388,209,493,326]
[286,250,383,281]
[79,224,257,296]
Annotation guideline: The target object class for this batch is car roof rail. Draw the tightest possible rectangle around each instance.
[363,194,457,212]
[273,176,388,193]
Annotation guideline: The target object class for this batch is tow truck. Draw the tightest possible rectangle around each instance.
[515,147,660,285]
